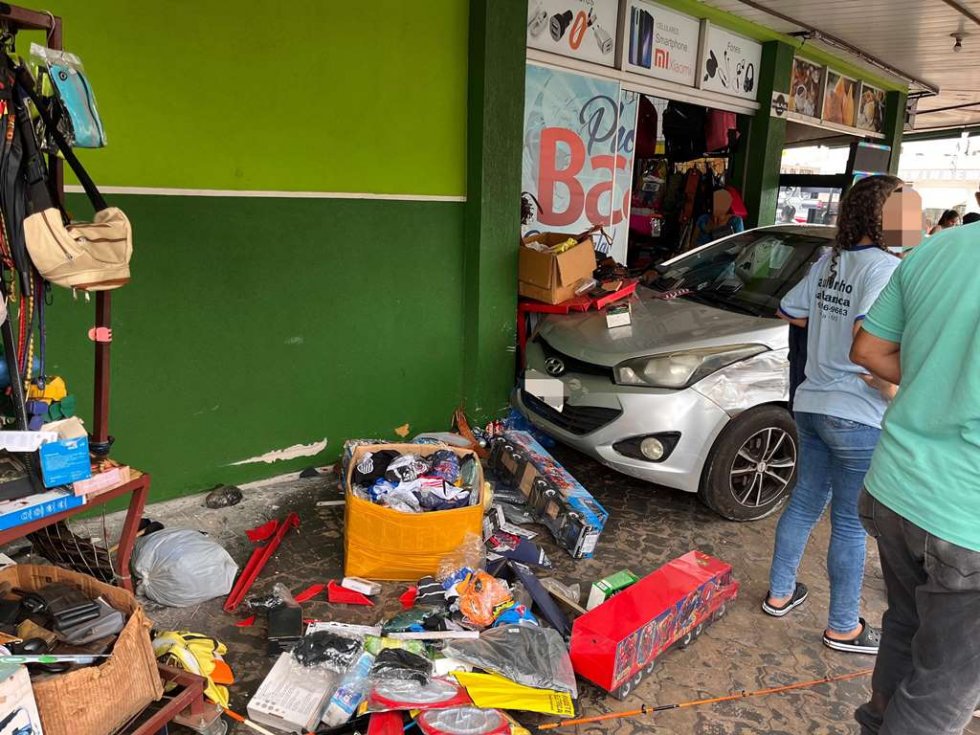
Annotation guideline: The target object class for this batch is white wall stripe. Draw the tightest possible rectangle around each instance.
[64,185,467,202]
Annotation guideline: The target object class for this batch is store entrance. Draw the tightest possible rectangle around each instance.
[627,95,745,272]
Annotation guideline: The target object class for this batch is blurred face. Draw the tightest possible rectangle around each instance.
[881,187,924,249]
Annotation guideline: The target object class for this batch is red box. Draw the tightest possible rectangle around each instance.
[570,550,739,698]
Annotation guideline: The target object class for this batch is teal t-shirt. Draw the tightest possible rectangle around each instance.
[864,224,980,551]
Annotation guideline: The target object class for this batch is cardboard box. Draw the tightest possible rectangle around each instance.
[248,652,339,733]
[605,302,631,328]
[0,663,43,734]
[344,443,485,580]
[519,234,597,305]
[489,431,608,559]
[586,569,639,610]
[0,565,163,735]
[38,436,91,488]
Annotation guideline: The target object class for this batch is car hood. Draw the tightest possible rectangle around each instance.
[537,288,788,367]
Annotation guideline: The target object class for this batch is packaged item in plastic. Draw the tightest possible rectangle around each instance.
[457,571,512,628]
[428,450,461,484]
[459,456,479,492]
[321,650,376,727]
[444,625,577,696]
[385,454,432,483]
[132,528,238,607]
[366,677,471,713]
[30,43,106,147]
[416,707,509,735]
[381,607,446,634]
[364,636,427,657]
[370,648,433,684]
[419,478,471,511]
[292,630,363,672]
[492,602,538,628]
[452,671,575,717]
[437,533,486,582]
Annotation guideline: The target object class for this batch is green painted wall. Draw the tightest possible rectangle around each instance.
[47,194,466,500]
[37,1,469,195]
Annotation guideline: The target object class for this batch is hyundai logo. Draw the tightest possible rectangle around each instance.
[544,357,566,376]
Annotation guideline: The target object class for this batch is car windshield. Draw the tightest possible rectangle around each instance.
[649,229,831,317]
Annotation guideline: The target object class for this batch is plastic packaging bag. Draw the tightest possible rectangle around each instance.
[365,636,427,657]
[370,648,433,684]
[132,529,237,607]
[445,625,577,696]
[321,650,375,727]
[30,43,106,148]
[292,630,362,672]
[437,533,486,582]
[381,608,446,634]
[244,582,298,612]
[417,707,509,735]
[457,571,513,628]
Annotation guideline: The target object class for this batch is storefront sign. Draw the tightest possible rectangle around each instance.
[857,83,886,133]
[699,24,762,100]
[788,57,824,118]
[522,65,635,264]
[621,0,700,87]
[527,0,619,67]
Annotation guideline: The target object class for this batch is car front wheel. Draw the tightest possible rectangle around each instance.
[698,405,798,521]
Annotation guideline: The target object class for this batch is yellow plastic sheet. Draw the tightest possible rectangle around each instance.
[453,671,575,717]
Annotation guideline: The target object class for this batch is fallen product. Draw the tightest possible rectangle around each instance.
[366,677,471,712]
[292,630,362,672]
[508,562,570,637]
[586,569,639,611]
[224,513,300,612]
[456,571,512,627]
[416,706,510,735]
[132,528,238,607]
[488,431,608,559]
[370,647,433,684]
[538,668,875,730]
[328,579,375,606]
[321,650,376,728]
[452,671,575,717]
[153,631,232,707]
[570,550,739,699]
[341,576,382,596]
[247,652,340,734]
[445,624,577,696]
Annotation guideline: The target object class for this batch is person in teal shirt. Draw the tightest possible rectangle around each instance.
[851,221,980,735]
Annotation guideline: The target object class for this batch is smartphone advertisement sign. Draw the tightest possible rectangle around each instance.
[622,0,700,87]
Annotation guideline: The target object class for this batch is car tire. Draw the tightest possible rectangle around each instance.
[698,405,798,522]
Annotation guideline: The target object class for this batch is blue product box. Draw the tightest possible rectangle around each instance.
[39,435,92,488]
[494,430,609,559]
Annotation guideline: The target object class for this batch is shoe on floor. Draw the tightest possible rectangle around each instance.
[762,582,808,617]
[823,618,880,654]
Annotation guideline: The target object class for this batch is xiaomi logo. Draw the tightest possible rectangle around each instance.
[654,48,669,69]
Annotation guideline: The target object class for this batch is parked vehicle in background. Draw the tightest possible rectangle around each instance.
[516,225,834,521]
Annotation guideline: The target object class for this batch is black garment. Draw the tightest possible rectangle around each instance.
[788,324,808,412]
[855,490,980,735]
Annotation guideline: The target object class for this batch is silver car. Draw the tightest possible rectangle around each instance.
[516,225,834,521]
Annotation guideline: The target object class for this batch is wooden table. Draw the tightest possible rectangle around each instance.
[0,472,151,592]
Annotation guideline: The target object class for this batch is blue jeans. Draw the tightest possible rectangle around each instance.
[768,411,880,634]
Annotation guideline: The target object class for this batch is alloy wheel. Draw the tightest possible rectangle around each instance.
[729,427,797,509]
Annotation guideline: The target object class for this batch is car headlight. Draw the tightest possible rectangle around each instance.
[614,345,769,389]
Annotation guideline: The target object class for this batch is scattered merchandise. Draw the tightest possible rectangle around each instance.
[344,443,484,580]
[508,562,570,637]
[321,650,375,727]
[153,631,232,707]
[382,607,445,634]
[292,630,362,672]
[341,576,382,596]
[539,578,585,615]
[0,489,84,532]
[293,582,326,603]
[224,513,300,612]
[457,571,513,627]
[204,484,243,508]
[56,596,123,644]
[0,662,43,735]
[306,621,382,637]
[605,301,632,328]
[370,647,433,685]
[519,232,597,304]
[445,625,577,696]
[488,431,608,559]
[38,435,91,488]
[415,576,446,607]
[417,707,510,735]
[248,651,340,734]
[328,579,374,606]
[132,528,238,607]
[586,569,639,610]
[570,551,739,699]
[366,677,471,713]
[452,671,575,717]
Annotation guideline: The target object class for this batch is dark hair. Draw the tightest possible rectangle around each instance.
[830,175,902,280]
[938,209,960,227]
[963,212,980,225]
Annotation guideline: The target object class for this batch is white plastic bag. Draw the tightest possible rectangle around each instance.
[133,529,238,607]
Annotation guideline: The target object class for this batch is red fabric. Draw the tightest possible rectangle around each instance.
[328,579,374,606]
[634,95,660,159]
[725,185,748,218]
[706,109,737,152]
[245,519,278,543]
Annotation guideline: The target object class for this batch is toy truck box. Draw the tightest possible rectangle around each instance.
[570,550,739,699]
[488,431,608,559]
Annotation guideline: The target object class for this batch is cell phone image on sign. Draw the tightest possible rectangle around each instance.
[629,7,654,68]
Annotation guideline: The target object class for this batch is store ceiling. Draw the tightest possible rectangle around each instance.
[702,0,980,132]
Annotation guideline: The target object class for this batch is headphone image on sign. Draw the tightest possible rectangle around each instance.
[744,63,755,93]
[703,49,719,81]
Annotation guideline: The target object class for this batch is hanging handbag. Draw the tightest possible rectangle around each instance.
[15,63,131,291]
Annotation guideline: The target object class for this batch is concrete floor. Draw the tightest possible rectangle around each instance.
[66,446,980,734]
